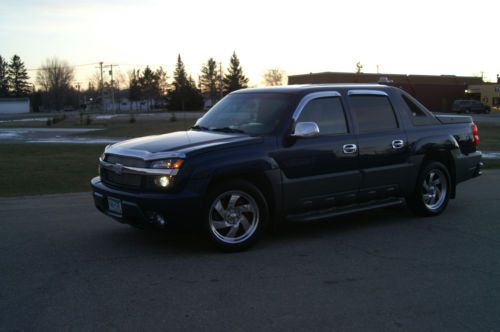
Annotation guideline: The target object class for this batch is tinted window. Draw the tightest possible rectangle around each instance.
[297,97,347,135]
[349,95,398,133]
[401,94,439,126]
[196,93,294,135]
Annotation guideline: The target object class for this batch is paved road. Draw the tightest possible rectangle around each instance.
[1,172,500,331]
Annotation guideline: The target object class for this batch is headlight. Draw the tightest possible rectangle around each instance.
[150,159,184,169]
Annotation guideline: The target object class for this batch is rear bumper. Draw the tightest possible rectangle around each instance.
[455,151,482,184]
[91,177,207,229]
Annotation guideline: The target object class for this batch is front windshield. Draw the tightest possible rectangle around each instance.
[193,93,295,135]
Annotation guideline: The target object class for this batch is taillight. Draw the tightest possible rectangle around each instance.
[471,122,479,147]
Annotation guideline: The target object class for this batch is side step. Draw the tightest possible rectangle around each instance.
[286,197,405,223]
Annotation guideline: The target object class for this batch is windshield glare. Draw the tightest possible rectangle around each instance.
[194,93,294,135]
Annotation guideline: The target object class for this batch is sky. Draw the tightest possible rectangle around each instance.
[0,0,499,88]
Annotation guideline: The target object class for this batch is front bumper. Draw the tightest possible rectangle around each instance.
[91,177,207,229]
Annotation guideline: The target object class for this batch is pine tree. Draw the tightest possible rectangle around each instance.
[140,66,160,110]
[223,52,248,94]
[200,58,219,104]
[168,55,203,111]
[128,69,142,110]
[8,54,31,97]
[0,55,9,97]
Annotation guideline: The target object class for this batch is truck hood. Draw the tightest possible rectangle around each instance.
[106,130,261,159]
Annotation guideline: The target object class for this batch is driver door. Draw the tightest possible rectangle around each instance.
[273,93,361,214]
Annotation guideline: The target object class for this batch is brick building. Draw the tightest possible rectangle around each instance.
[288,72,483,113]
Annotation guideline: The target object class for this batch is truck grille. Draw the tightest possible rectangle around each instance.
[105,154,147,168]
[101,154,146,189]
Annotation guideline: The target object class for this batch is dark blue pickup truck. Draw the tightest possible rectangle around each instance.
[91,84,482,251]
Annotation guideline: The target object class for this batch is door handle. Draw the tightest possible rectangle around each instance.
[343,144,358,154]
[392,139,405,149]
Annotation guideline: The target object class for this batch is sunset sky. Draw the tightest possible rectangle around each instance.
[1,0,498,87]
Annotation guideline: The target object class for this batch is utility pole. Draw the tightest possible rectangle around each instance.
[219,62,223,100]
[75,82,81,109]
[98,62,104,111]
[104,64,118,112]
[376,65,380,74]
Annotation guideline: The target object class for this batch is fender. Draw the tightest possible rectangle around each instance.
[410,134,459,198]
[411,134,459,155]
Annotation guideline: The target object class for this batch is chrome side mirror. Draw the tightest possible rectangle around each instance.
[291,122,320,138]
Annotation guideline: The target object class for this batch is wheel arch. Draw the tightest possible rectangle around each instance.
[206,169,283,227]
[420,151,456,198]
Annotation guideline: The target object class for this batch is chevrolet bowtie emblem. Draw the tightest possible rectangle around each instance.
[113,163,124,175]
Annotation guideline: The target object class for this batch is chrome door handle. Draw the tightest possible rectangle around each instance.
[392,139,405,149]
[343,144,358,154]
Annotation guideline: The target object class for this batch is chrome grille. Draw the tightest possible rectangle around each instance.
[105,154,147,168]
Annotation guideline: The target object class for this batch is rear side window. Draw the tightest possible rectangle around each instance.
[349,95,398,133]
[401,94,439,126]
[298,97,348,135]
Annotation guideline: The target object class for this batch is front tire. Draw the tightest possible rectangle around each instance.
[408,161,451,216]
[205,180,269,251]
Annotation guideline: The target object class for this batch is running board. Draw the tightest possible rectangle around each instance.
[286,197,405,223]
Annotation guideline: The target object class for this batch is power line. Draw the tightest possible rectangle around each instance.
[25,62,100,71]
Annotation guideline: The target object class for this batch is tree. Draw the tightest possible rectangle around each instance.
[200,58,219,104]
[8,55,31,97]
[223,52,248,94]
[263,68,286,86]
[156,67,169,98]
[128,69,142,110]
[36,57,75,111]
[0,55,9,97]
[140,66,160,110]
[168,55,203,111]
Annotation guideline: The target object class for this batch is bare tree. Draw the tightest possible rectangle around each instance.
[263,68,286,86]
[36,57,75,111]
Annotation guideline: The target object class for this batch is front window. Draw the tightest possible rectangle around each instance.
[193,93,295,135]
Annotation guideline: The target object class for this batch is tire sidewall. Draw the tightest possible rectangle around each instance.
[204,180,269,251]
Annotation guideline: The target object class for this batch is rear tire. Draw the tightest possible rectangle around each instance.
[408,161,451,216]
[204,180,269,252]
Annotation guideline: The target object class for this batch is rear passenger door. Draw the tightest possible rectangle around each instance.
[348,90,411,200]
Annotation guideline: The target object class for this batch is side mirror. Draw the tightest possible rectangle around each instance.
[291,122,320,138]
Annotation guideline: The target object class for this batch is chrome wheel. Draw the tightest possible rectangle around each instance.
[422,169,448,211]
[209,190,260,244]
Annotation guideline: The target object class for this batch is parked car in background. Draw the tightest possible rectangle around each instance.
[452,100,490,114]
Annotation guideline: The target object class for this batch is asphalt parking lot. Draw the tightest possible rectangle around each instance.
[1,171,500,331]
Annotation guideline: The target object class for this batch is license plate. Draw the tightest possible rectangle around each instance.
[107,196,122,215]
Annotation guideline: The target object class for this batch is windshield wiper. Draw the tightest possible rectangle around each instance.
[190,125,210,131]
[211,127,246,134]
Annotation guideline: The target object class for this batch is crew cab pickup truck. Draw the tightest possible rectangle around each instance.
[91,84,482,251]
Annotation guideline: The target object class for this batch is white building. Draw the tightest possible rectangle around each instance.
[0,98,30,114]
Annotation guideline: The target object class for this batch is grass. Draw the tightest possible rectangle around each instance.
[483,160,500,169]
[475,122,500,151]
[0,118,195,197]
[75,120,192,138]
[0,144,105,197]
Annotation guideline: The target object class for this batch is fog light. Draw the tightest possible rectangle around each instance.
[155,176,170,188]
